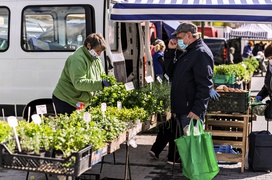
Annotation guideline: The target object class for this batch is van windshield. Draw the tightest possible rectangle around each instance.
[203,38,227,65]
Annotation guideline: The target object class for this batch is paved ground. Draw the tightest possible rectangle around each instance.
[1,74,272,180]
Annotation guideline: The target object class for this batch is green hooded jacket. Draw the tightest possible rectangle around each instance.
[53,46,104,108]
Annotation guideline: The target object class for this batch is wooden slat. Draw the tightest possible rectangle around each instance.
[215,153,242,162]
[205,130,243,137]
[213,140,243,148]
[207,113,250,118]
[206,120,244,128]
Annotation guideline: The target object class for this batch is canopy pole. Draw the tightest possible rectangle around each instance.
[201,21,204,39]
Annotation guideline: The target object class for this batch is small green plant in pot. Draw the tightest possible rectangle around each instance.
[17,121,42,154]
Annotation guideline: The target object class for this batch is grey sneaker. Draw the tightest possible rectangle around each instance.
[149,151,159,160]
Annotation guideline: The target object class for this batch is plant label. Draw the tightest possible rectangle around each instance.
[164,74,169,81]
[31,114,41,125]
[125,82,134,91]
[36,105,47,115]
[101,103,107,112]
[145,76,154,83]
[7,116,18,127]
[84,112,91,123]
[156,76,162,84]
[117,101,122,109]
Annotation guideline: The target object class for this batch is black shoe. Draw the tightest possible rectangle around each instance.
[149,151,159,160]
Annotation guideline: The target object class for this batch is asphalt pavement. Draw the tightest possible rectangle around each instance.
[1,74,272,180]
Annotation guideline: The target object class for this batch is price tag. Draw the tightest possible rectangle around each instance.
[101,103,107,112]
[117,101,122,109]
[156,76,163,84]
[7,116,18,127]
[36,105,47,115]
[84,112,91,123]
[125,82,135,91]
[31,114,41,125]
[164,74,170,81]
[145,76,154,83]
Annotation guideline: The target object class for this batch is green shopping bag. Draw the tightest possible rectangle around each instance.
[175,119,219,180]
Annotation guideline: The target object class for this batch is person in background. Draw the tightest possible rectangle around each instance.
[242,41,254,59]
[152,39,166,79]
[252,41,266,56]
[229,47,235,64]
[255,44,272,104]
[52,33,111,115]
[255,51,266,74]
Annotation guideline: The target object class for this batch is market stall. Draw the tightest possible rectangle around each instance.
[0,75,170,180]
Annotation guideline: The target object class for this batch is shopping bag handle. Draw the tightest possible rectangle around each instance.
[189,118,204,136]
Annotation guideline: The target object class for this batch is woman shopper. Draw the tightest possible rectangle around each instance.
[152,39,166,79]
[52,33,111,115]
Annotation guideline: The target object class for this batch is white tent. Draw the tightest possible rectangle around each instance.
[230,24,272,40]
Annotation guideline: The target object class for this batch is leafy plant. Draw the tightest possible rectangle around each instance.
[89,107,127,142]
[45,112,106,156]
[242,58,259,75]
[151,81,171,113]
[103,106,148,123]
[17,121,41,154]
[0,121,12,143]
[214,63,252,81]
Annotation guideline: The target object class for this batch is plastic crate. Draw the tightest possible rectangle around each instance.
[213,74,235,85]
[208,91,250,113]
[214,144,237,154]
[0,144,92,177]
[214,144,238,164]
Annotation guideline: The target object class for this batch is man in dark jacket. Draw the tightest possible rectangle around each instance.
[168,22,214,132]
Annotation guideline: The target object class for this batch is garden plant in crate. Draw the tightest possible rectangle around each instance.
[90,75,164,123]
[0,113,105,177]
[213,58,258,89]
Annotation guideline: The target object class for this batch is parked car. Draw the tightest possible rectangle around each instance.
[203,37,228,65]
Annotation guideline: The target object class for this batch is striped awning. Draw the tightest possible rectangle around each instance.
[111,0,272,23]
[230,23,272,39]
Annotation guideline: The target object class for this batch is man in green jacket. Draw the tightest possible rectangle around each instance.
[53,33,111,115]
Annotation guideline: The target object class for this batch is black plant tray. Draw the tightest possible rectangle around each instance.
[0,144,92,177]
[208,91,250,113]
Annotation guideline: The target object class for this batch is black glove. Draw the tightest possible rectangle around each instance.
[102,80,112,87]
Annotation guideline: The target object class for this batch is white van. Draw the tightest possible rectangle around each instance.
[0,0,153,117]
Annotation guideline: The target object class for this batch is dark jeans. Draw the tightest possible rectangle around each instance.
[52,95,76,115]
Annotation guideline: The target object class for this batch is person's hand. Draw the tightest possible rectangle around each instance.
[252,96,263,105]
[210,88,220,100]
[255,96,262,102]
[102,80,112,87]
[168,39,177,49]
[187,112,199,120]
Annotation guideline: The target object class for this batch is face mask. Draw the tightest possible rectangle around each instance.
[269,59,272,65]
[89,49,99,58]
[178,39,188,50]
